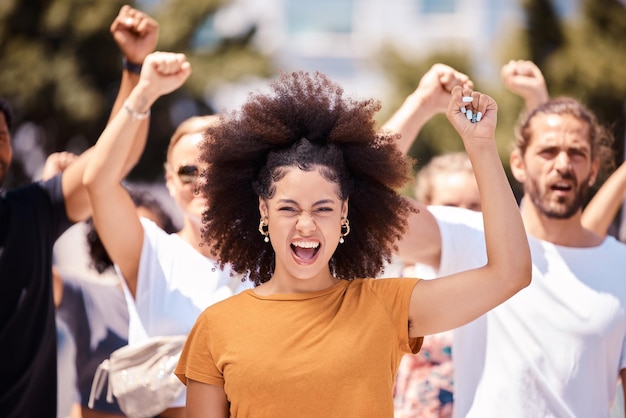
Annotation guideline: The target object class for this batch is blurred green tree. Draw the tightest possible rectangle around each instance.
[0,0,273,187]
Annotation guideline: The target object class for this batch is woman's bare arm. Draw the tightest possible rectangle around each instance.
[408,87,531,337]
[186,379,229,418]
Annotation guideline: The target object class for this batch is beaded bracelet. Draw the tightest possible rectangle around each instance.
[123,100,151,120]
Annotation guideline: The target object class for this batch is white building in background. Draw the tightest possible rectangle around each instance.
[194,0,577,112]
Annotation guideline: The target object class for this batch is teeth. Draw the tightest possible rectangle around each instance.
[292,241,319,249]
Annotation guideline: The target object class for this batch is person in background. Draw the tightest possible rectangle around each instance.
[80,50,191,418]
[41,152,176,418]
[47,7,160,417]
[390,60,624,418]
[390,59,626,417]
[0,9,180,417]
[83,101,247,416]
[395,152,479,417]
[414,151,480,212]
[58,187,177,418]
[174,70,531,417]
[502,58,626,418]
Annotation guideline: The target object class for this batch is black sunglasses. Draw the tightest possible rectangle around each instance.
[176,164,199,184]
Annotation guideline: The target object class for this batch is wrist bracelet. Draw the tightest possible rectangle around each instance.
[123,100,151,120]
[122,57,142,74]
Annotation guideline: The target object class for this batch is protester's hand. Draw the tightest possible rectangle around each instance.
[138,52,192,99]
[501,60,549,111]
[41,151,78,181]
[446,86,497,143]
[414,64,474,116]
[111,5,159,66]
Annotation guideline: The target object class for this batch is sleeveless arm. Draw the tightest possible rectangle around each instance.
[83,52,191,296]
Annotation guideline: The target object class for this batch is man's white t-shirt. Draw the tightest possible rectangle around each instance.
[431,207,626,418]
[465,235,626,418]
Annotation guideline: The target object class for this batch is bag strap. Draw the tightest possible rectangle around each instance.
[88,358,112,408]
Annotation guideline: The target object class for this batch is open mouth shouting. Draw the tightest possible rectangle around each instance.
[291,240,321,264]
[549,179,575,199]
[551,181,572,192]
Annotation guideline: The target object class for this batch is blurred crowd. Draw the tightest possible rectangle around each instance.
[1,4,625,418]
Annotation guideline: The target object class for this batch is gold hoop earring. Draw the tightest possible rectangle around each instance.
[339,218,350,244]
[258,218,269,243]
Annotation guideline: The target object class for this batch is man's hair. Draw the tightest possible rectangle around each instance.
[0,97,14,131]
[165,115,220,164]
[199,71,414,286]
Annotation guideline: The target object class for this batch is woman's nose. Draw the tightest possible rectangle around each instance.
[296,213,316,233]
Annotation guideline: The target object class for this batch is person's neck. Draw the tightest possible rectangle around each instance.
[255,270,340,295]
[520,199,603,248]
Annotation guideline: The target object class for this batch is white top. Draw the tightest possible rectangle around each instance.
[119,218,251,408]
[433,207,626,418]
[428,206,489,418]
[466,235,626,418]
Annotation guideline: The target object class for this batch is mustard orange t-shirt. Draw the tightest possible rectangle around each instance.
[175,278,421,417]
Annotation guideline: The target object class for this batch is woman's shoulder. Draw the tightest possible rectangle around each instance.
[349,277,420,296]
[200,290,253,318]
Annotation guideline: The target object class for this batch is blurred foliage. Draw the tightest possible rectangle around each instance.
[379,0,626,202]
[0,0,274,187]
[523,0,565,67]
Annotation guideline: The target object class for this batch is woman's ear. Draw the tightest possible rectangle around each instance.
[258,196,268,218]
[341,199,349,219]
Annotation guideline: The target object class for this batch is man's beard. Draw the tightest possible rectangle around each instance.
[525,173,591,220]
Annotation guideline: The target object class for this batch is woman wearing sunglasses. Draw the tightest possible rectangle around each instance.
[83,66,246,417]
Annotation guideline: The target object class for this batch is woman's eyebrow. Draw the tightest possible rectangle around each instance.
[276,198,336,206]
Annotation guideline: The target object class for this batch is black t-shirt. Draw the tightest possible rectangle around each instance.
[0,175,71,418]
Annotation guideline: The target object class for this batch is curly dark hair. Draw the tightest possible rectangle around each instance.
[200,71,415,286]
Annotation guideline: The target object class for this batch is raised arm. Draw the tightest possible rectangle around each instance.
[40,152,78,181]
[408,87,531,337]
[389,64,472,269]
[60,5,158,222]
[501,59,549,113]
[83,52,191,297]
[582,159,626,236]
[109,4,159,126]
[381,63,473,155]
